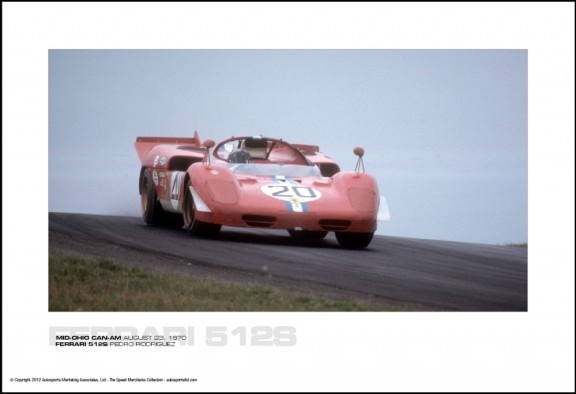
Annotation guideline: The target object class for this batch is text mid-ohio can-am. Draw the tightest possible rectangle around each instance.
[134,132,381,249]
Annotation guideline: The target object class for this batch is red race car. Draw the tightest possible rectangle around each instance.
[135,132,380,249]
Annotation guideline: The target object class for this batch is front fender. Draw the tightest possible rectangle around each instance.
[331,171,380,215]
[187,163,241,207]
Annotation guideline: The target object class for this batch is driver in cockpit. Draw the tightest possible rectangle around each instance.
[227,148,251,163]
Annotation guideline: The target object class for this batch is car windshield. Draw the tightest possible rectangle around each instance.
[228,163,321,177]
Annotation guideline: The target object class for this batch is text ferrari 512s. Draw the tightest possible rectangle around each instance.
[134,132,381,249]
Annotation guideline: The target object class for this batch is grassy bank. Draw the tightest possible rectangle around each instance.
[49,256,384,311]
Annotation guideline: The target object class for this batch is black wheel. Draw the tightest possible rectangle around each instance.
[287,229,328,240]
[182,180,221,237]
[335,232,374,249]
[140,168,165,225]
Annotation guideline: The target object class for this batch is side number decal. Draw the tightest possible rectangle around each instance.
[170,172,184,210]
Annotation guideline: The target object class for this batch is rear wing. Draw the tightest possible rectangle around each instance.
[292,143,320,154]
[134,131,202,162]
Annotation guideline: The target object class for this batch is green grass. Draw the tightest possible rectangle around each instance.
[49,256,384,311]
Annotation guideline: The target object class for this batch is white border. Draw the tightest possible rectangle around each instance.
[3,3,575,392]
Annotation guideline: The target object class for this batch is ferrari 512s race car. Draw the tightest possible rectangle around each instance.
[134,132,382,249]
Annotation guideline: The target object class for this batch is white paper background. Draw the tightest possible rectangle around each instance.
[3,3,574,392]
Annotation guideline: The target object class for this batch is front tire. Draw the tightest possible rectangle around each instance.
[182,181,221,237]
[335,232,374,249]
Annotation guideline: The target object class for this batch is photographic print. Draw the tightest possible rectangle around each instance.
[48,49,528,312]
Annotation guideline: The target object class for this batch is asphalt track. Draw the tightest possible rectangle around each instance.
[49,212,528,311]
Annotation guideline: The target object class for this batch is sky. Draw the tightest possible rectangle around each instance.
[49,49,527,244]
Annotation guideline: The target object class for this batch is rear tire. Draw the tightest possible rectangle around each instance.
[182,181,221,237]
[335,232,374,249]
[140,168,165,225]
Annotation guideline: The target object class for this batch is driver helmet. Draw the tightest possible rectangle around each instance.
[228,149,251,163]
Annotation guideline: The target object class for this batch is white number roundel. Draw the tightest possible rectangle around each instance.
[261,183,322,202]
